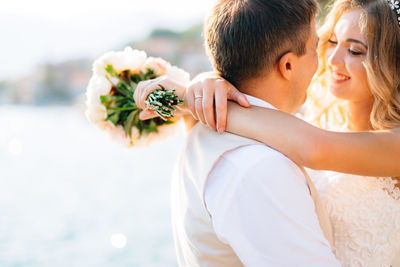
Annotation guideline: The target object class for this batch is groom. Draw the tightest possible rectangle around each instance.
[170,0,340,266]
[137,0,340,266]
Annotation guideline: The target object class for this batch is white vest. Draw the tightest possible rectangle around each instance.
[171,122,333,266]
[171,122,261,266]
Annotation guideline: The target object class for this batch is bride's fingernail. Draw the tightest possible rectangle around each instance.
[218,127,225,134]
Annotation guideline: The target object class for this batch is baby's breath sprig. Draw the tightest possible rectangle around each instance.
[145,84,184,121]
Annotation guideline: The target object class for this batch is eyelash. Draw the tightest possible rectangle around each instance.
[348,50,363,56]
[327,40,364,56]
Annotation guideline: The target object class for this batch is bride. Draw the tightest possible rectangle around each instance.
[135,0,400,266]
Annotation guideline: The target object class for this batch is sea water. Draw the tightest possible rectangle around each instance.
[0,105,180,267]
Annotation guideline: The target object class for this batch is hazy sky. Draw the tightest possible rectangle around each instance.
[0,0,215,80]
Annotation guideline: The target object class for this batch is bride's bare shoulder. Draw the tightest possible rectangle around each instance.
[393,127,400,134]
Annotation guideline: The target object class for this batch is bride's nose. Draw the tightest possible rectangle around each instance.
[327,46,345,69]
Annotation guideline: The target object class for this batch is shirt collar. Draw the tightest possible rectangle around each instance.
[243,94,278,110]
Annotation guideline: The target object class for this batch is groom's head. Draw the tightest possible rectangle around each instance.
[204,0,319,112]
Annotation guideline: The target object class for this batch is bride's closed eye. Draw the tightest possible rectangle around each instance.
[348,44,366,56]
[327,39,365,56]
[348,49,364,56]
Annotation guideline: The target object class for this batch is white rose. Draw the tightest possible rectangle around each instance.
[123,47,147,73]
[93,51,126,74]
[86,90,99,107]
[166,66,190,85]
[93,48,147,76]
[86,104,107,124]
[86,75,112,105]
[93,58,107,76]
[105,51,126,73]
[93,51,116,76]
[93,75,112,95]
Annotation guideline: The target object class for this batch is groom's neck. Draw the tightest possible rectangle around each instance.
[237,75,294,113]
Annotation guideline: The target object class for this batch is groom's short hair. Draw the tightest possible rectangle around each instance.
[204,0,318,87]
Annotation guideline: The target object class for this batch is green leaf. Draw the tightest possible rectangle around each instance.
[163,120,174,125]
[145,119,158,133]
[131,73,144,84]
[130,81,138,92]
[105,64,117,76]
[100,95,108,104]
[100,95,122,104]
[107,105,138,112]
[124,110,137,137]
[107,112,120,125]
[144,69,157,80]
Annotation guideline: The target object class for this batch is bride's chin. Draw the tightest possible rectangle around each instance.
[328,85,351,100]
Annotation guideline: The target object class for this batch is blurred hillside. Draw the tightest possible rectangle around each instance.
[0,24,209,105]
[0,0,331,106]
[130,24,211,76]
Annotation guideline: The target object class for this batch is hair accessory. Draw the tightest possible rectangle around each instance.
[386,0,400,25]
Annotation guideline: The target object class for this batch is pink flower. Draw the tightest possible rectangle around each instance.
[142,57,171,76]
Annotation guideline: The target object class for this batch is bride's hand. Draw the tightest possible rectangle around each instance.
[186,72,250,133]
[133,75,187,120]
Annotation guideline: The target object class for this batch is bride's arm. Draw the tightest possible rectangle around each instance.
[226,102,400,177]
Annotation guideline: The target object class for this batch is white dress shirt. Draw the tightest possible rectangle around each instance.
[204,95,340,266]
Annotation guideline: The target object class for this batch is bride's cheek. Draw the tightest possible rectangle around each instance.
[348,59,371,99]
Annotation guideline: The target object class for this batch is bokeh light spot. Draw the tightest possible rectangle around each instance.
[110,233,127,248]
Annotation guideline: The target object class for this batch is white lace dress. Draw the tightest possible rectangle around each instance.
[310,170,400,267]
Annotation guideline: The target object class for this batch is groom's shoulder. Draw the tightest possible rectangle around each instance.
[187,122,262,145]
[188,122,296,164]
[226,142,300,173]
[185,123,304,177]
[223,144,309,192]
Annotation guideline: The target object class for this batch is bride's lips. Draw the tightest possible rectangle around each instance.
[331,71,351,84]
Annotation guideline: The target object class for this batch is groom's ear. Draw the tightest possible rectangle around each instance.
[277,52,298,81]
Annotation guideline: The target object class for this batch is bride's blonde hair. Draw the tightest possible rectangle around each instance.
[306,0,400,130]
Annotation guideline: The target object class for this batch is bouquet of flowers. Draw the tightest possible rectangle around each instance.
[85,47,189,147]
